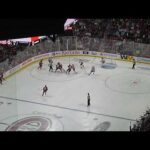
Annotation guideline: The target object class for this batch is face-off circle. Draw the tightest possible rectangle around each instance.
[0,113,64,131]
[30,65,86,82]
[105,73,150,94]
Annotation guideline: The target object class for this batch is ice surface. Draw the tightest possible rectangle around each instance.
[0,56,150,131]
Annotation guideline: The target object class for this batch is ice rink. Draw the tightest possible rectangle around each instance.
[1,56,150,131]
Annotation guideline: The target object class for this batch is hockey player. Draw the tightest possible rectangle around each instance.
[71,64,76,73]
[59,63,63,72]
[89,66,95,75]
[42,85,48,96]
[55,62,60,72]
[48,58,53,72]
[55,62,63,72]
[80,61,84,69]
[132,58,136,69]
[49,61,53,72]
[66,64,72,74]
[38,59,43,70]
[48,57,53,64]
[0,76,3,85]
[87,93,91,107]
[101,57,105,65]
[0,73,5,85]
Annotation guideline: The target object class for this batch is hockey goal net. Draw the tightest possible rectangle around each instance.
[101,57,117,69]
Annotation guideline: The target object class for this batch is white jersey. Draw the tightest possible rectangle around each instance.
[49,61,53,66]
[48,58,53,63]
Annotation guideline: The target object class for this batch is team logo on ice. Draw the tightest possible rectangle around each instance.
[0,113,64,131]
[5,116,52,131]
[93,121,111,131]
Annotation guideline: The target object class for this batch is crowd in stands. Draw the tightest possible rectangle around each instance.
[0,38,55,74]
[73,19,150,44]
[1,34,150,75]
[0,18,150,74]
[131,108,150,131]
[0,44,27,62]
[73,19,108,38]
[107,19,150,44]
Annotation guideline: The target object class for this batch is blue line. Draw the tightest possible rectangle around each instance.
[0,95,136,121]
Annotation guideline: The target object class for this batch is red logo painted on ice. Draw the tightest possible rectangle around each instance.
[5,116,52,131]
